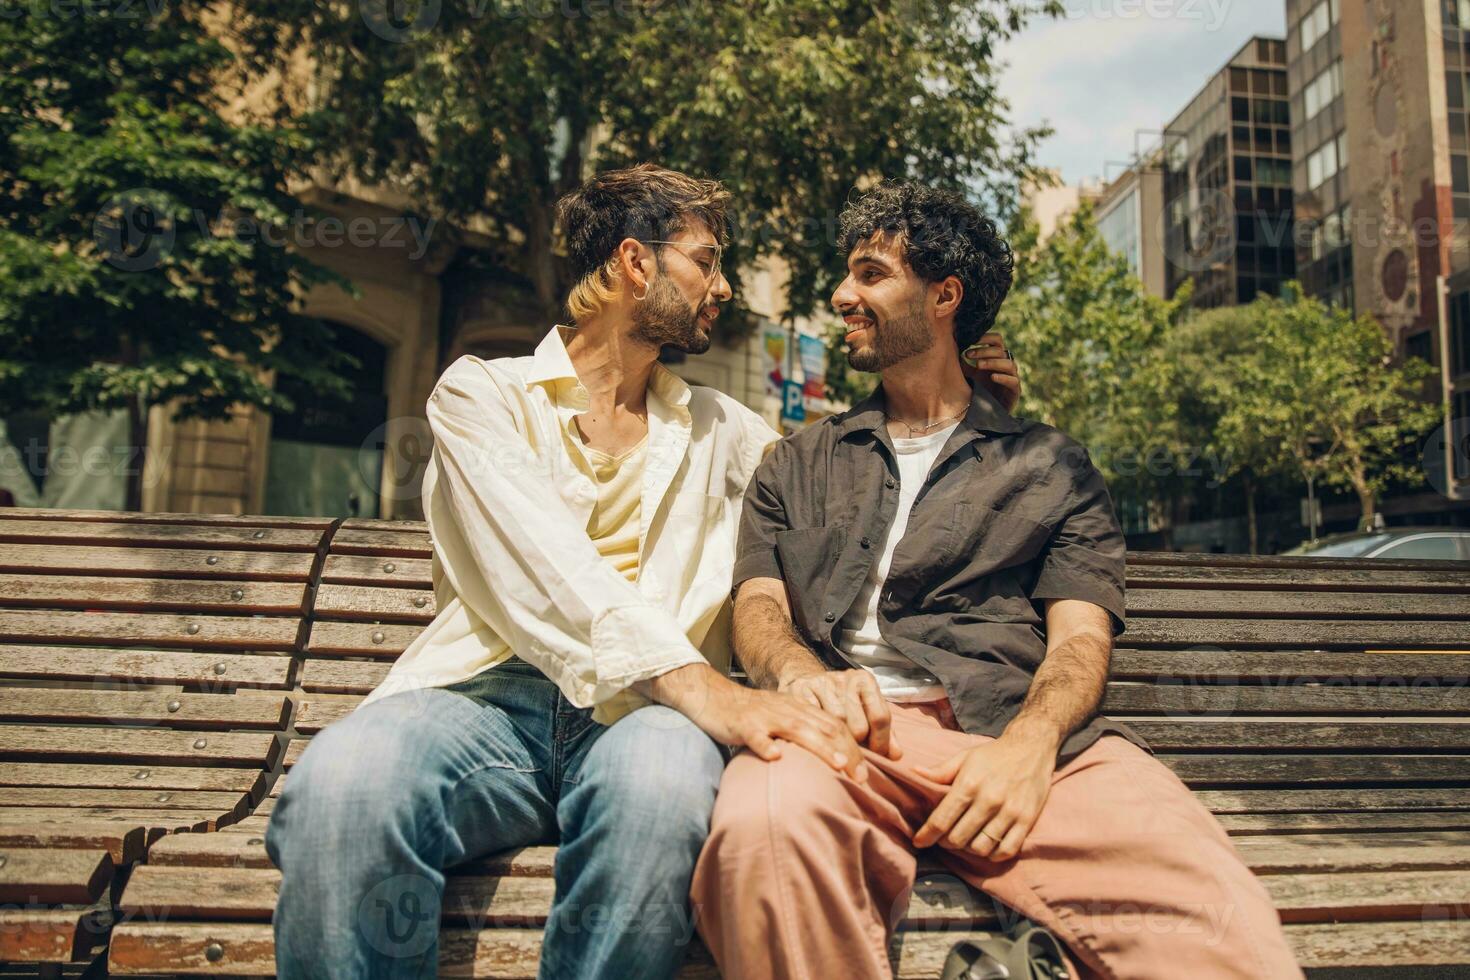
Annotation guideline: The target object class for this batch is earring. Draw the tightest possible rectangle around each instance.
[632,282,648,302]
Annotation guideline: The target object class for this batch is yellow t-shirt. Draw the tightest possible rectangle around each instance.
[566,427,647,583]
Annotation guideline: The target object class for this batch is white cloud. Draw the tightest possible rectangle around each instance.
[998,0,1288,186]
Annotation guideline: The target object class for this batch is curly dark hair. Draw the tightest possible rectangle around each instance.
[837,181,1015,351]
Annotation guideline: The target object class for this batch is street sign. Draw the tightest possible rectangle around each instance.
[780,380,806,425]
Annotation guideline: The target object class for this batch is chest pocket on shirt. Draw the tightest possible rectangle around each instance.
[667,491,725,525]
[944,503,1053,574]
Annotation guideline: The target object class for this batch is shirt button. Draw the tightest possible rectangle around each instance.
[860,537,871,549]
[885,478,896,489]
[823,611,836,623]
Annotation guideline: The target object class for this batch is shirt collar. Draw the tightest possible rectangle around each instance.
[835,378,1021,440]
[525,324,693,413]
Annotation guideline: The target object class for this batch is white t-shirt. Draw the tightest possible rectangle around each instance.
[833,421,958,702]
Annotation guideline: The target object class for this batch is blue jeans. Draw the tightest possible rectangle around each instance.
[265,659,725,979]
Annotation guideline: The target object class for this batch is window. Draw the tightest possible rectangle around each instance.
[1405,330,1435,364]
[1300,0,1337,52]
[1375,536,1463,560]
[1308,140,1339,189]
[1305,63,1343,121]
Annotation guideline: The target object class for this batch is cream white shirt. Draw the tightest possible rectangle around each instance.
[357,325,780,725]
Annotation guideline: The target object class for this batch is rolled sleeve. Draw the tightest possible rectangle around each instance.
[1030,450,1128,636]
[732,437,791,591]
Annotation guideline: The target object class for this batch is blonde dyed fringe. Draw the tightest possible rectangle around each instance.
[566,257,624,324]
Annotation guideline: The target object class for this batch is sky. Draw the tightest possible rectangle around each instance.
[996,0,1289,187]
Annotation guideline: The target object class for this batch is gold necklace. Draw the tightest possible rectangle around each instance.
[886,410,966,438]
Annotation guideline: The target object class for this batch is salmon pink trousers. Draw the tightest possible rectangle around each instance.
[689,701,1304,979]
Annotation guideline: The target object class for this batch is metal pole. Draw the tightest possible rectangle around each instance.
[1436,275,1458,500]
[1306,472,1318,544]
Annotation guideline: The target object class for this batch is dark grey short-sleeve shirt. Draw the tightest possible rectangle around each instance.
[735,381,1150,763]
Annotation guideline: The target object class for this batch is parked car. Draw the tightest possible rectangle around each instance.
[1283,527,1470,560]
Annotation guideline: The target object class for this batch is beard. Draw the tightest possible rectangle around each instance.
[846,295,934,372]
[631,274,710,355]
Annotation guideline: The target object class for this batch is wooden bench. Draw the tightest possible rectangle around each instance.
[3,511,1469,975]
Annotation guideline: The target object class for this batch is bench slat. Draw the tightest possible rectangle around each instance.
[0,611,301,650]
[1192,787,1470,813]
[0,508,333,530]
[0,808,224,832]
[0,762,266,796]
[0,575,308,616]
[306,622,423,657]
[1233,832,1470,874]
[0,824,147,865]
[1127,587,1470,618]
[0,518,322,551]
[0,543,316,581]
[0,899,109,964]
[1130,719,1470,752]
[1216,811,1470,834]
[0,646,293,689]
[1126,562,1470,591]
[1110,649,1470,680]
[0,689,290,729]
[1123,617,1470,648]
[313,584,436,623]
[1163,754,1470,784]
[3,787,248,814]
[0,725,280,768]
[1104,682,1470,715]
[329,528,433,557]
[320,554,432,587]
[0,847,114,904]
[299,658,391,693]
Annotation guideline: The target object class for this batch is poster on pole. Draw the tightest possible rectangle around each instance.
[763,330,787,396]
[798,334,827,399]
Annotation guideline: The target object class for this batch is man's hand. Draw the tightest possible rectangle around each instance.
[911,725,1058,861]
[961,330,1019,413]
[640,662,871,783]
[779,665,902,760]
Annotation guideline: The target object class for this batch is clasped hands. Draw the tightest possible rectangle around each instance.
[778,665,1055,863]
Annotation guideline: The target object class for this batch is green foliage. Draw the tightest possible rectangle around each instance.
[237,0,1062,329]
[0,5,354,431]
[996,203,1191,508]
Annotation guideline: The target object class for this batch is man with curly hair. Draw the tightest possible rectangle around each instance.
[690,181,1304,979]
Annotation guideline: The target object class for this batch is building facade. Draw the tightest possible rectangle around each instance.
[1095,151,1169,299]
[1159,36,1297,311]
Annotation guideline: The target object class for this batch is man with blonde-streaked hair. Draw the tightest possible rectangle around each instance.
[266,164,1022,979]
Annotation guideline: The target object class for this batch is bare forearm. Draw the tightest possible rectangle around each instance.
[1004,631,1110,751]
[733,592,825,690]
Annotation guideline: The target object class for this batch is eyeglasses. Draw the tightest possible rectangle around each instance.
[642,239,723,282]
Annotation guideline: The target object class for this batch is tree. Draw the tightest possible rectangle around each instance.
[1218,286,1439,530]
[995,204,1192,535]
[0,4,355,510]
[238,0,1061,339]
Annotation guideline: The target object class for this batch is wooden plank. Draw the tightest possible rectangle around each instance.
[313,584,436,623]
[0,518,322,551]
[1110,649,1470,681]
[1163,754,1470,785]
[1128,587,1470,618]
[330,527,432,558]
[2,786,248,814]
[0,899,109,964]
[1193,787,1470,814]
[1127,562,1470,592]
[320,553,432,587]
[104,918,1470,977]
[1123,617,1470,648]
[221,814,272,836]
[0,688,290,729]
[299,658,391,693]
[0,848,113,904]
[0,808,223,832]
[341,518,429,533]
[1233,832,1470,874]
[0,762,266,796]
[1127,550,1470,575]
[1103,681,1470,715]
[1217,811,1470,835]
[282,739,307,768]
[0,508,333,531]
[0,725,280,768]
[0,824,146,865]
[295,694,361,733]
[1129,719,1470,752]
[0,543,317,581]
[0,611,301,651]
[0,575,307,615]
[306,622,423,657]
[0,646,292,689]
